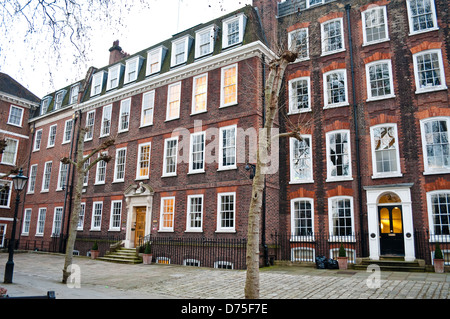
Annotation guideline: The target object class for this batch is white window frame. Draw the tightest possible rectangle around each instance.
[146,46,165,76]
[36,208,46,236]
[420,117,450,174]
[7,105,24,127]
[166,82,181,121]
[171,36,191,67]
[321,18,345,56]
[124,56,143,84]
[52,207,63,237]
[328,196,355,240]
[70,83,80,104]
[290,197,315,240]
[62,119,73,144]
[220,64,238,108]
[136,142,152,180]
[47,124,57,148]
[288,28,309,61]
[426,190,450,240]
[40,97,51,115]
[361,6,390,46]
[27,164,38,194]
[78,202,86,230]
[91,71,106,97]
[413,49,447,94]
[54,90,66,110]
[159,196,175,232]
[100,104,112,137]
[1,138,18,166]
[41,161,52,192]
[0,180,12,208]
[189,131,206,174]
[186,194,204,232]
[113,147,127,183]
[106,64,123,91]
[370,124,402,179]
[192,73,208,115]
[222,13,246,49]
[83,156,90,186]
[57,162,69,191]
[22,208,32,235]
[326,130,353,182]
[195,25,216,58]
[216,192,236,233]
[141,91,155,127]
[118,98,131,133]
[323,69,349,108]
[289,135,314,184]
[288,76,311,114]
[84,110,95,141]
[33,129,43,151]
[90,201,103,231]
[406,0,439,35]
[109,200,122,231]
[218,125,237,171]
[162,137,178,177]
[95,152,108,185]
[365,59,395,101]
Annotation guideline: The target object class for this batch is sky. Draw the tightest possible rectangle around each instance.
[0,0,252,98]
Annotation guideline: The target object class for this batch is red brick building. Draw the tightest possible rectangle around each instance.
[9,0,450,268]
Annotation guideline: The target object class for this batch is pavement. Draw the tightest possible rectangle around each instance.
[0,251,449,301]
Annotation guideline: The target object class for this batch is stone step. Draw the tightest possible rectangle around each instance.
[354,258,426,272]
[97,247,142,264]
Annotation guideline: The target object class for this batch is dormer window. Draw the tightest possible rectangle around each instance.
[70,84,80,104]
[146,46,167,76]
[55,90,67,110]
[124,56,144,84]
[41,96,52,115]
[195,25,217,58]
[106,64,124,90]
[222,13,247,49]
[91,71,107,97]
[171,36,193,67]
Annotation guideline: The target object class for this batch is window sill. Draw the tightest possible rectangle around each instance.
[415,86,448,95]
[366,94,396,102]
[288,108,312,115]
[362,38,390,47]
[188,170,205,175]
[162,174,177,178]
[320,48,346,57]
[215,230,236,234]
[219,102,238,109]
[408,27,439,37]
[217,166,237,172]
[423,170,450,176]
[324,102,349,110]
[371,173,403,179]
[326,177,353,183]
[289,180,314,184]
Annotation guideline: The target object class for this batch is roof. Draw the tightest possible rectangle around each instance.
[0,72,40,104]
[32,5,266,118]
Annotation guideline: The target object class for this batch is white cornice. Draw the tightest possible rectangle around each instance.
[75,41,276,113]
[0,91,40,109]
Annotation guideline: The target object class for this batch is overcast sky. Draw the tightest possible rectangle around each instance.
[0,0,252,98]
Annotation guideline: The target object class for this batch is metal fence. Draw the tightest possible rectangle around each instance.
[140,235,248,269]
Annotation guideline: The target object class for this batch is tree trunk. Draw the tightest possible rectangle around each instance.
[244,52,296,299]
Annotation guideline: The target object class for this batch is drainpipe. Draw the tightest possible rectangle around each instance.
[345,4,365,256]
[261,53,269,267]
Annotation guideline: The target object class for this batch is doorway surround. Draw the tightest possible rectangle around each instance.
[123,182,154,248]
[364,183,416,261]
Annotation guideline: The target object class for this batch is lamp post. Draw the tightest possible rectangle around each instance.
[4,168,28,283]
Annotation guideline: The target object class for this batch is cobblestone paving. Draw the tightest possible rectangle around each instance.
[1,252,449,299]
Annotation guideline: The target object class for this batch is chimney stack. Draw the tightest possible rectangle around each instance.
[109,40,129,65]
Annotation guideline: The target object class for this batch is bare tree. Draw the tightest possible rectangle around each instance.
[60,113,114,284]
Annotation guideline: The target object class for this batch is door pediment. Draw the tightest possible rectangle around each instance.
[124,182,154,198]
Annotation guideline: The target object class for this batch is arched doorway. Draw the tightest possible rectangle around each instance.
[378,192,404,256]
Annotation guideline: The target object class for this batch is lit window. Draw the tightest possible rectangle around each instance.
[192,73,208,114]
[137,142,151,179]
[166,82,181,121]
[160,197,175,231]
[221,64,238,107]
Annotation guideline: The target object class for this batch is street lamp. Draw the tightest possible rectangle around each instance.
[245,163,256,179]
[4,168,28,283]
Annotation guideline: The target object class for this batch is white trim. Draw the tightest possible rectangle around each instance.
[365,59,396,101]
[1,137,19,166]
[325,130,353,182]
[118,98,131,133]
[369,123,402,179]
[412,49,447,94]
[146,46,166,76]
[328,196,355,240]
[90,201,103,231]
[7,104,24,127]
[222,13,246,49]
[171,36,192,67]
[0,129,29,140]
[216,192,236,233]
[0,180,12,209]
[218,125,237,171]
[47,124,57,148]
[288,76,311,114]
[323,69,349,109]
[406,0,439,36]
[109,200,122,231]
[100,104,112,137]
[41,161,52,192]
[320,18,345,56]
[136,142,152,180]
[289,135,314,184]
[361,6,390,46]
[36,207,47,236]
[191,73,208,115]
[186,194,204,232]
[288,27,309,61]
[420,117,450,174]
[124,56,144,84]
[162,137,178,177]
[113,147,127,183]
[140,90,155,127]
[106,63,124,91]
[159,196,175,232]
[426,190,450,242]
[220,64,238,108]
[195,25,217,59]
[166,82,181,121]
[290,197,315,239]
[189,131,206,174]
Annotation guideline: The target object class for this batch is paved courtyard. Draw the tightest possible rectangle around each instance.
[0,252,449,300]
